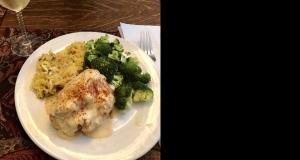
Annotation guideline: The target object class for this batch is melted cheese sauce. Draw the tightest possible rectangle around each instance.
[46,94,115,141]
[110,107,119,118]
[84,118,113,139]
[56,118,113,140]
[47,94,107,136]
[57,130,82,141]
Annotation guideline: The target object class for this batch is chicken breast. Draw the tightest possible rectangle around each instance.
[46,69,115,136]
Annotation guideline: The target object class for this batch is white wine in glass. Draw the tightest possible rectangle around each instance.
[0,0,42,57]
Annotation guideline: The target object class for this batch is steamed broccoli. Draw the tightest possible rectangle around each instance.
[107,38,125,62]
[111,38,124,52]
[111,38,120,45]
[108,50,121,62]
[128,81,154,102]
[119,61,142,75]
[85,39,95,54]
[90,56,119,83]
[114,85,133,110]
[97,34,110,44]
[121,51,131,62]
[94,42,112,57]
[91,34,112,56]
[136,73,151,84]
[110,72,124,89]
[113,44,124,53]
[123,73,151,84]
[84,52,99,68]
[118,61,151,84]
[126,57,139,64]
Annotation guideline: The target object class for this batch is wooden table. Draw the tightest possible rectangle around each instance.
[0,0,160,159]
[0,0,160,33]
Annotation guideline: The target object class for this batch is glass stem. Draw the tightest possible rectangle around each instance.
[15,11,31,45]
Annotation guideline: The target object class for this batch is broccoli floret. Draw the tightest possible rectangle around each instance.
[111,38,123,51]
[97,34,110,44]
[137,73,151,84]
[128,81,153,102]
[119,61,142,75]
[92,35,113,56]
[108,50,121,62]
[90,56,119,83]
[85,39,95,52]
[122,73,150,84]
[114,85,133,110]
[113,44,124,52]
[84,52,99,68]
[121,51,131,62]
[112,38,120,45]
[119,61,151,84]
[110,72,124,89]
[126,57,139,64]
[94,42,112,57]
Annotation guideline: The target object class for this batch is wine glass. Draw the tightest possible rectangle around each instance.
[0,0,42,57]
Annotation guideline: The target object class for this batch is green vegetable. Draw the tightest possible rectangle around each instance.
[128,81,154,102]
[113,43,124,53]
[110,38,123,51]
[136,73,151,84]
[84,52,99,68]
[118,61,151,84]
[110,72,124,89]
[97,34,110,44]
[108,50,121,62]
[85,39,95,53]
[90,56,119,83]
[111,38,120,45]
[119,61,142,75]
[83,34,154,112]
[94,42,112,57]
[114,85,133,110]
[126,57,139,64]
[121,51,131,62]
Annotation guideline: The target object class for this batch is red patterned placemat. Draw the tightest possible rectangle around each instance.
[0,5,7,25]
[0,27,160,159]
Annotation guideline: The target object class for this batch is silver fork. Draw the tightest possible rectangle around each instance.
[140,31,156,61]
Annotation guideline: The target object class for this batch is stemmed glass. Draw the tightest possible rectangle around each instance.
[0,0,42,57]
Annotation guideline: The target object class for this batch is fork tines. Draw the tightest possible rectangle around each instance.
[140,31,156,61]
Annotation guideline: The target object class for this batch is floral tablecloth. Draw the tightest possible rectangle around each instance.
[0,27,160,159]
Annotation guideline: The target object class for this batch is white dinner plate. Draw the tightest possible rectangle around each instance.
[15,32,160,160]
